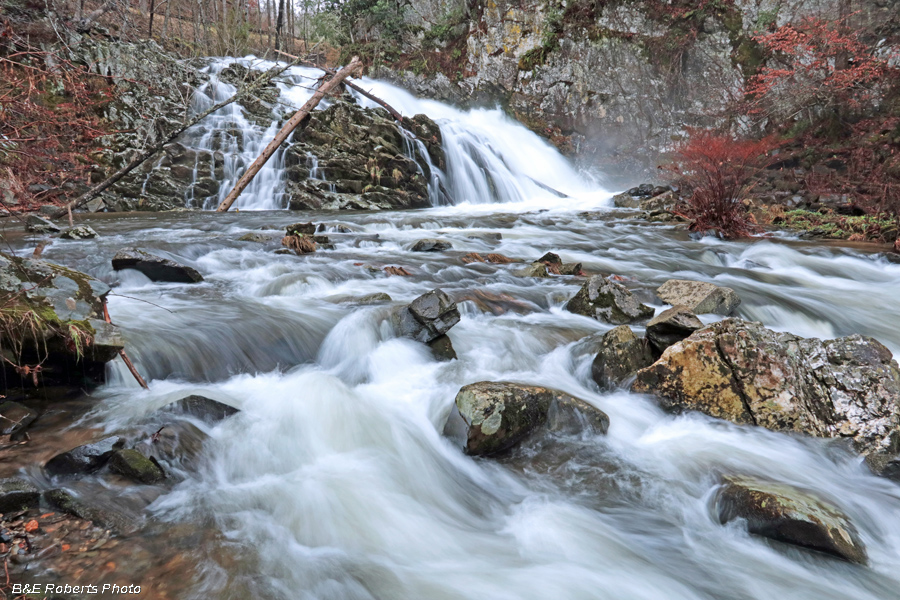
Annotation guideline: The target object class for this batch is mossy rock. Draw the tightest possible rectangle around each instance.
[108,448,166,484]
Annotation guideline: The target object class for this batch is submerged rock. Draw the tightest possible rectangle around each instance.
[0,478,40,513]
[632,319,900,463]
[155,395,239,424]
[109,448,166,484]
[411,238,453,252]
[0,401,37,436]
[591,326,655,390]
[427,334,457,361]
[393,288,461,343]
[43,489,136,534]
[237,232,276,243]
[656,279,740,315]
[60,225,99,240]
[645,306,703,354]
[450,381,609,455]
[566,275,654,324]
[112,248,203,283]
[716,476,867,564]
[45,437,125,476]
[516,262,550,278]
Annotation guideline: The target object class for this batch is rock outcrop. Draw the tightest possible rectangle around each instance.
[656,279,741,315]
[632,319,900,465]
[591,326,655,390]
[715,476,867,564]
[284,100,447,211]
[112,248,204,283]
[566,275,654,324]
[0,252,124,387]
[449,381,609,455]
[645,306,703,354]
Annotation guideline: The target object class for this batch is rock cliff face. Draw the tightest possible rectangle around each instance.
[378,0,899,182]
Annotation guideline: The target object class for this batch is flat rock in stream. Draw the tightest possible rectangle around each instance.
[0,478,40,513]
[112,248,203,283]
[645,306,703,354]
[61,225,99,240]
[43,488,137,534]
[45,436,125,477]
[25,214,60,233]
[411,238,452,252]
[449,381,609,455]
[0,401,37,436]
[716,476,867,564]
[632,319,900,466]
[566,275,654,324]
[656,279,740,315]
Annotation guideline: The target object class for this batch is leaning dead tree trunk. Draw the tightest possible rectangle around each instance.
[51,57,303,220]
[276,49,403,121]
[101,298,148,389]
[216,56,362,212]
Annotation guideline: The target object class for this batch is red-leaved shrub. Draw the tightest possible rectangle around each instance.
[669,130,774,239]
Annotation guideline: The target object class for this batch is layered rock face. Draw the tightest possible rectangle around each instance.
[632,319,900,466]
[378,0,899,180]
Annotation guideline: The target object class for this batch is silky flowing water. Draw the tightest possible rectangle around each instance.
[17,58,900,598]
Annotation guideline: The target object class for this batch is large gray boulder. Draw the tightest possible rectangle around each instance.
[633,319,900,467]
[155,395,239,424]
[450,381,609,455]
[656,279,740,315]
[645,306,703,354]
[393,289,461,344]
[716,476,867,564]
[112,248,203,283]
[565,275,654,324]
[591,326,655,389]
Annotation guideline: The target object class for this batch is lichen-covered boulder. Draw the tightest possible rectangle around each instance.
[645,306,703,354]
[450,381,609,455]
[716,476,867,564]
[591,326,655,389]
[565,275,654,324]
[656,279,740,315]
[0,252,124,386]
[61,225,99,240]
[112,248,203,283]
[632,319,900,464]
[392,288,461,343]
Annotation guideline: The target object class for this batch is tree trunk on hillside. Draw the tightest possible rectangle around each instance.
[148,0,156,38]
[275,0,285,50]
[161,0,172,40]
[216,56,362,212]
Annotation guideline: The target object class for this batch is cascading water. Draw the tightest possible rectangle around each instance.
[19,58,900,599]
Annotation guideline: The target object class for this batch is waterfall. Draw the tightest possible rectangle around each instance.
[176,57,605,210]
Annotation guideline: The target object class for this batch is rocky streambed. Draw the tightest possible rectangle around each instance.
[2,202,900,598]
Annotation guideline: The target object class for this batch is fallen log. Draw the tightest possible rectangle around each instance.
[216,56,362,212]
[51,57,304,220]
[275,49,403,121]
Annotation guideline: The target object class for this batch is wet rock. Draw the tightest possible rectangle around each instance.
[384,265,412,276]
[559,262,584,276]
[451,381,609,455]
[427,334,457,361]
[639,190,677,212]
[109,448,166,484]
[0,252,117,385]
[45,437,125,477]
[25,215,60,233]
[466,232,503,242]
[282,234,317,254]
[613,192,641,208]
[156,395,239,424]
[0,478,40,513]
[716,476,867,564]
[112,248,203,283]
[656,279,740,315]
[238,232,275,243]
[536,252,562,267]
[133,421,209,472]
[43,489,135,534]
[546,394,610,436]
[632,319,900,462]
[645,306,703,354]
[411,238,452,252]
[393,288,461,343]
[352,292,393,304]
[60,225,99,240]
[516,263,549,278]
[565,275,654,324]
[0,401,37,436]
[285,222,316,236]
[591,326,655,390]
